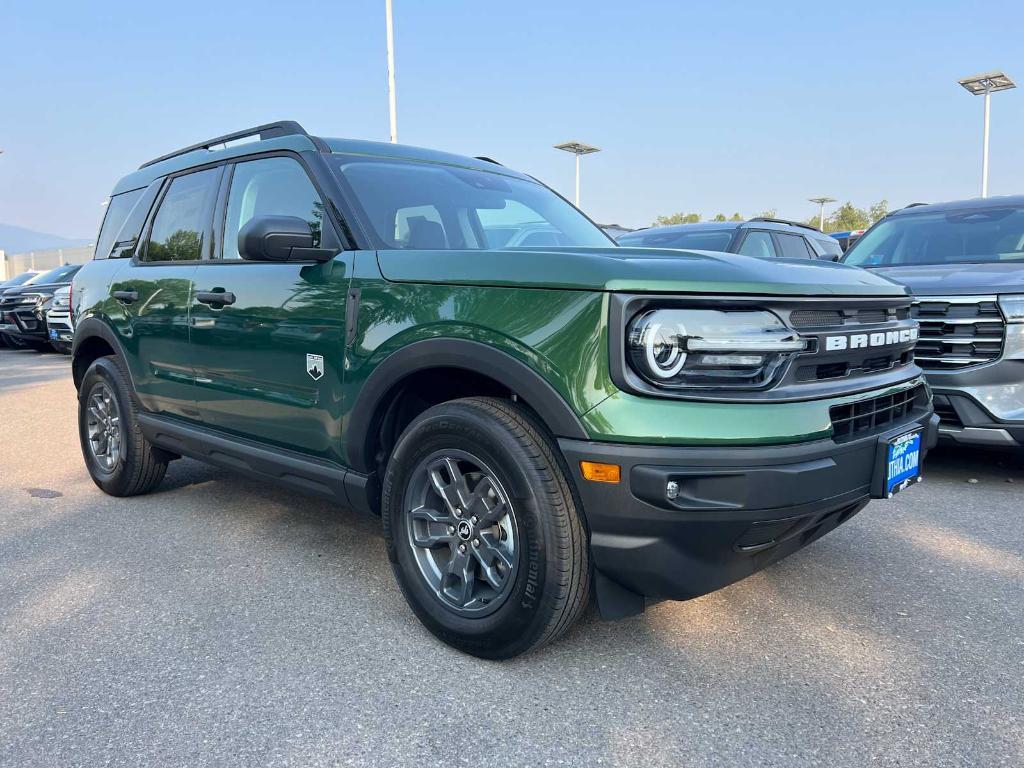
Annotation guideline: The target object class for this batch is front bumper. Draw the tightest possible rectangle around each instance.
[45,310,74,343]
[560,408,939,618]
[922,323,1024,448]
[1,306,49,342]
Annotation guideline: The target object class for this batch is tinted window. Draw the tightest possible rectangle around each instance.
[776,232,813,259]
[29,264,81,284]
[144,168,219,262]
[844,206,1024,267]
[618,229,734,251]
[109,183,162,258]
[223,157,326,260]
[94,189,143,260]
[330,156,611,250]
[3,272,40,288]
[737,231,776,258]
[812,236,843,259]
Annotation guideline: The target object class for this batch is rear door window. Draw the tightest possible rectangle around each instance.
[775,232,814,259]
[142,168,220,263]
[737,230,777,258]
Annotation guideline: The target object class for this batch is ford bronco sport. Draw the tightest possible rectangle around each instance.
[71,121,938,658]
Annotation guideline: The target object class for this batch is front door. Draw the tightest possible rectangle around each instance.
[109,166,222,420]
[188,155,350,463]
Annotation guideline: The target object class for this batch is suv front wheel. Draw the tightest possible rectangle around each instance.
[78,356,169,497]
[382,397,590,659]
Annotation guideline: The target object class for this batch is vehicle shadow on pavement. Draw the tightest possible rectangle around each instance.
[2,353,1022,768]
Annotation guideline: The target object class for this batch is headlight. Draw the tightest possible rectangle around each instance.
[999,295,1024,323]
[627,308,806,389]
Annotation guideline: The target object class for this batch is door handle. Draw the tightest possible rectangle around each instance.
[112,290,139,304]
[195,291,236,307]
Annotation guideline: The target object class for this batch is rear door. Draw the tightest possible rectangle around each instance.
[188,154,350,463]
[108,166,222,420]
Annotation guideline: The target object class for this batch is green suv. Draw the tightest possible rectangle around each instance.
[71,121,938,658]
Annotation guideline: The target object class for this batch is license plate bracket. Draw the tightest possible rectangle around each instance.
[871,429,923,499]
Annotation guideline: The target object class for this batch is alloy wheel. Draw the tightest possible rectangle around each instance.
[404,450,518,616]
[85,382,122,472]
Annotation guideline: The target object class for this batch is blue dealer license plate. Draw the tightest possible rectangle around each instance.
[885,430,922,497]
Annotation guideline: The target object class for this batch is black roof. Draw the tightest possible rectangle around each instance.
[621,218,826,239]
[889,194,1024,217]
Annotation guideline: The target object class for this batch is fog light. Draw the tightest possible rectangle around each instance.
[580,461,621,483]
[666,480,680,500]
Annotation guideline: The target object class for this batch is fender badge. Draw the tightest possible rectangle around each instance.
[306,353,324,381]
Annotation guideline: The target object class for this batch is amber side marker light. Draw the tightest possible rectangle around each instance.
[580,461,621,483]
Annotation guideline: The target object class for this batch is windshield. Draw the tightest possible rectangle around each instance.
[617,228,734,251]
[27,264,81,284]
[329,156,613,250]
[4,271,41,287]
[843,206,1024,267]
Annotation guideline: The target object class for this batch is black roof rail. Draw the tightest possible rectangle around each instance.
[748,216,822,233]
[475,156,503,166]
[139,120,311,169]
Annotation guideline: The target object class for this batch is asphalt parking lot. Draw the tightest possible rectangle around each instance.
[0,347,1021,767]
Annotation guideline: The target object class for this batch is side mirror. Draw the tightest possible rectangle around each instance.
[238,215,338,262]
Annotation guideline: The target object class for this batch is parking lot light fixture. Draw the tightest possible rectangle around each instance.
[808,197,836,230]
[958,71,1016,198]
[554,141,601,208]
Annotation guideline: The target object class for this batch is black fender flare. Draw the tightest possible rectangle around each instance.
[345,338,589,474]
[71,317,129,390]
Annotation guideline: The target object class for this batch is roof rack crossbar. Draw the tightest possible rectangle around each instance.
[475,156,503,166]
[748,216,821,233]
[138,121,310,169]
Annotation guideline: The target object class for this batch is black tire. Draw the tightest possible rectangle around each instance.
[27,340,53,352]
[78,355,169,497]
[3,333,28,350]
[51,340,72,355]
[382,397,590,659]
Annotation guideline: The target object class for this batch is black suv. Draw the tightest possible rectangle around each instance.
[843,196,1024,450]
[0,263,81,351]
[617,218,845,260]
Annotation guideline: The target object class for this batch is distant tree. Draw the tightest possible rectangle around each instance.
[653,212,701,226]
[756,209,777,220]
[729,212,744,221]
[807,199,889,233]
[712,213,728,222]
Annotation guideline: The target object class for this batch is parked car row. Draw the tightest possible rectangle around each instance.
[613,197,1024,451]
[0,263,81,353]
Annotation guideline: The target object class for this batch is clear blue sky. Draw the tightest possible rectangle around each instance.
[3,0,1023,240]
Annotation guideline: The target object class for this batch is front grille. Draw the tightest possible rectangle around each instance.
[829,385,923,442]
[789,306,907,329]
[911,296,1005,369]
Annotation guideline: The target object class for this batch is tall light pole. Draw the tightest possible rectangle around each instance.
[554,141,601,207]
[958,71,1016,198]
[385,0,398,143]
[808,196,836,230]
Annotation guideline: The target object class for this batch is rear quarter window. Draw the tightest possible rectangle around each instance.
[93,188,144,260]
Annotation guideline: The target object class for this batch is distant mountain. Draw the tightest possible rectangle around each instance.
[0,223,91,255]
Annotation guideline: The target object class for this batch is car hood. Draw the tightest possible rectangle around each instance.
[377,247,909,297]
[868,262,1024,296]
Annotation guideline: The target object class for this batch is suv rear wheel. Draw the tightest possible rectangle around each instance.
[382,397,590,659]
[78,356,169,497]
